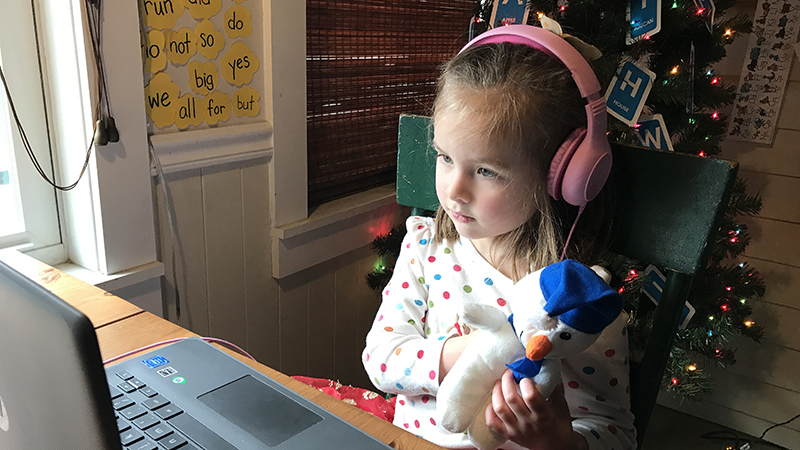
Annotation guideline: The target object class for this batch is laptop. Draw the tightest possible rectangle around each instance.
[0,260,393,450]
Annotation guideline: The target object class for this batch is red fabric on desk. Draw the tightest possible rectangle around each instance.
[291,376,396,423]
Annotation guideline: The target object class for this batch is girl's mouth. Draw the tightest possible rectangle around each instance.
[450,211,474,223]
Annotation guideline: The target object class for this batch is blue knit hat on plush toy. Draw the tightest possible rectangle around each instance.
[541,259,622,333]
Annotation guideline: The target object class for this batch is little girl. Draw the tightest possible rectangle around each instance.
[363,25,635,450]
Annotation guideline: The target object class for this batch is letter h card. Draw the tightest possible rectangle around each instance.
[605,61,655,127]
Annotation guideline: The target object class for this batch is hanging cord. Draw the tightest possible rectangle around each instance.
[560,204,585,261]
[148,137,183,321]
[0,63,96,191]
[83,0,118,144]
[0,0,115,190]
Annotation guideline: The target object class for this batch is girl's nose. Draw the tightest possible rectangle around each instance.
[447,171,471,204]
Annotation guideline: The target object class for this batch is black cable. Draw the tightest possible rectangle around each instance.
[0,62,96,191]
[83,0,118,144]
[760,411,800,440]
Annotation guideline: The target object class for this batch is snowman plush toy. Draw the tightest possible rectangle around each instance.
[436,259,624,450]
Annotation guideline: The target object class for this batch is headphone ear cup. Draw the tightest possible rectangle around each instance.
[548,127,587,202]
[560,137,613,207]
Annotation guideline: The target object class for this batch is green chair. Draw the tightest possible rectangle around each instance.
[395,113,738,449]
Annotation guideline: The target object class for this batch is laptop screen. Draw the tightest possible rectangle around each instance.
[0,260,121,450]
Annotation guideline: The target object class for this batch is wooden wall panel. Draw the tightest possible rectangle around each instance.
[154,158,386,390]
[202,165,247,347]
[723,337,800,392]
[659,383,800,449]
[333,248,367,387]
[723,127,800,177]
[155,169,210,336]
[306,263,336,379]
[739,169,800,223]
[749,259,800,309]
[775,80,800,130]
[743,216,800,268]
[751,299,800,349]
[356,246,382,390]
[241,161,280,368]
[277,271,311,376]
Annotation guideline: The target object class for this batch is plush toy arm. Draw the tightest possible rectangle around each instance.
[437,333,508,433]
[532,359,562,399]
[460,303,510,332]
[467,396,506,450]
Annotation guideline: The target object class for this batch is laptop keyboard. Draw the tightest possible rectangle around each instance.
[109,370,235,450]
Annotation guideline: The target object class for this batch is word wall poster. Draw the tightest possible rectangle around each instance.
[140,0,262,132]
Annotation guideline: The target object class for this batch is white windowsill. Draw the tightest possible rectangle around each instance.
[57,260,165,293]
[271,184,409,278]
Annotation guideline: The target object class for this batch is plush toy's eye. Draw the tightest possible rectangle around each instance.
[559,332,572,341]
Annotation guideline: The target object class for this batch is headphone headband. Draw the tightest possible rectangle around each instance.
[459,25,601,99]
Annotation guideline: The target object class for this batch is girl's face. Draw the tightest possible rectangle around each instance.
[433,110,538,257]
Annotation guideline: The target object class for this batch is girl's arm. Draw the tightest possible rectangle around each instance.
[362,217,456,397]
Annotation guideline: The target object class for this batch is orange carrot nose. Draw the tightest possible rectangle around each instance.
[526,335,552,360]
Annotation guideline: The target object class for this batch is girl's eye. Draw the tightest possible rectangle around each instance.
[477,167,498,179]
[437,154,452,164]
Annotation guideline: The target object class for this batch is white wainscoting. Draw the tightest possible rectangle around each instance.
[152,125,407,389]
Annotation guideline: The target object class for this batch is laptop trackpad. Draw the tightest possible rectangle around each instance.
[198,375,323,447]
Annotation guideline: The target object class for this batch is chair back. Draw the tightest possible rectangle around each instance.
[396,113,738,448]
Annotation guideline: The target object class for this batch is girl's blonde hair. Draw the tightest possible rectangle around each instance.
[432,42,612,280]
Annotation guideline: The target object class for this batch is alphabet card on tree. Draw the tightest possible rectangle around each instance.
[138,0,262,132]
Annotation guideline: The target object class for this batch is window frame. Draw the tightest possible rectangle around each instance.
[27,0,158,275]
[0,0,62,257]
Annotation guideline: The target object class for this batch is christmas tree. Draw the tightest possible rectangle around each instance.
[367,0,766,401]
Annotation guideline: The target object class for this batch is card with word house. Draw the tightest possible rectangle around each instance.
[605,60,655,127]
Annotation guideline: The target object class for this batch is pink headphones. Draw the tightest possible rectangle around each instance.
[459,25,612,207]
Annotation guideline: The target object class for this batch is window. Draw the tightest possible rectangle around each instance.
[0,0,60,251]
[0,0,61,254]
[306,0,475,206]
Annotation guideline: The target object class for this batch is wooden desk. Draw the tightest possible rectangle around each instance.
[0,250,444,450]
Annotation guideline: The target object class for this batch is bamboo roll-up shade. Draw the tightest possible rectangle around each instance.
[307,0,475,206]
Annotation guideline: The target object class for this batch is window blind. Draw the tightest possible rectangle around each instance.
[307,0,475,206]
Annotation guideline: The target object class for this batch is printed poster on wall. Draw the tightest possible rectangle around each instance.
[727,0,800,144]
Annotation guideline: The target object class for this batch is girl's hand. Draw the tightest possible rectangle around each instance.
[485,370,588,450]
[439,331,481,382]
